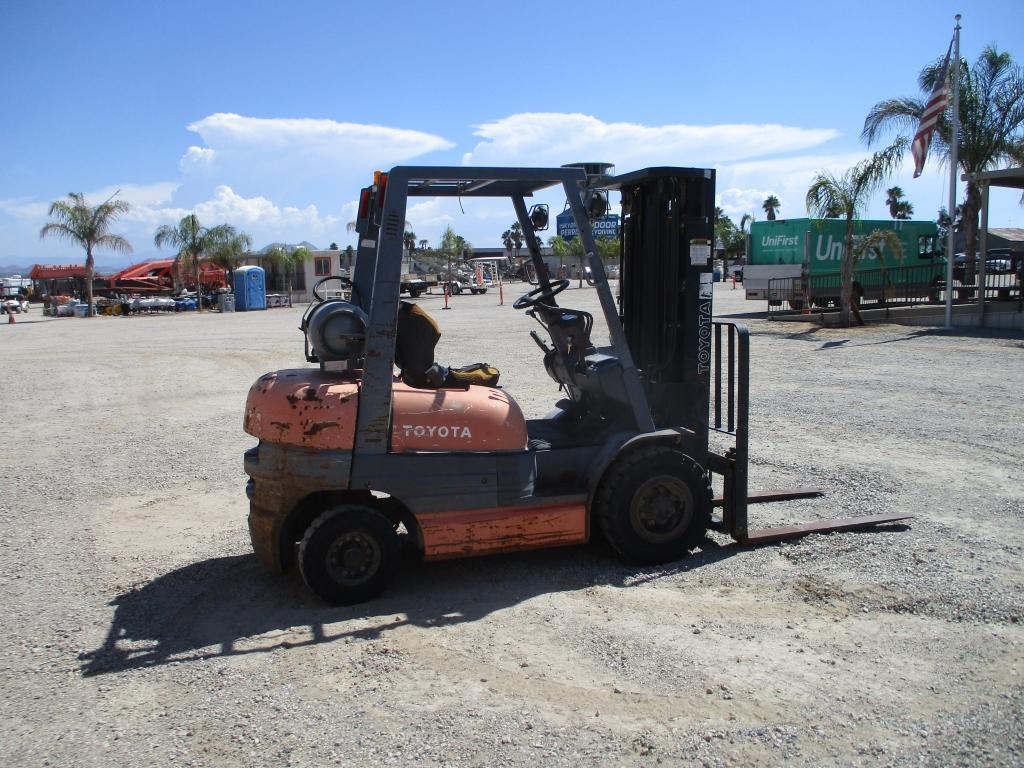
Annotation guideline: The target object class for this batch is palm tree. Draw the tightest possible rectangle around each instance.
[863,45,1024,266]
[885,186,906,219]
[509,222,524,260]
[936,205,963,243]
[154,214,223,311]
[728,213,753,260]
[206,225,252,290]
[403,230,417,255]
[855,229,906,303]
[762,195,781,220]
[39,192,132,317]
[805,139,907,326]
[882,187,916,220]
[266,245,312,304]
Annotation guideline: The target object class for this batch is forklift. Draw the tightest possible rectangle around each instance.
[242,164,909,604]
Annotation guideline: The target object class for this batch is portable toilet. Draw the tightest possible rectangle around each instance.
[234,266,266,311]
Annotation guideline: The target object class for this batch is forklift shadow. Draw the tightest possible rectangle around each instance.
[79,538,739,676]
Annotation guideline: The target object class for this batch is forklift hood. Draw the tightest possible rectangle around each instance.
[243,369,528,453]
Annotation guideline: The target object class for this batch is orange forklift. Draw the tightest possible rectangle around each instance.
[242,164,909,604]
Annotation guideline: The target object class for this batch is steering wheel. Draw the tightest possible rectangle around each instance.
[513,279,570,310]
[312,274,353,302]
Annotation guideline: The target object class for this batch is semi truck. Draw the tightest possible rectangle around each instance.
[744,219,943,308]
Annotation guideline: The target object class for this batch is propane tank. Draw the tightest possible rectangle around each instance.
[303,299,367,364]
[300,276,367,366]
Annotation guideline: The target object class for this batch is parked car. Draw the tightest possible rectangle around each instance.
[953,252,1012,280]
[986,257,1012,274]
[1,296,29,313]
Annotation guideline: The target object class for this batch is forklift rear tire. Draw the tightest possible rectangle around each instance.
[595,447,711,564]
[299,505,401,605]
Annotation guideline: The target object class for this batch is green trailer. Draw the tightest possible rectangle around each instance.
[743,219,943,308]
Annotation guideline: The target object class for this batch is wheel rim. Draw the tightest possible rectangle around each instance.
[326,531,382,586]
[629,474,694,543]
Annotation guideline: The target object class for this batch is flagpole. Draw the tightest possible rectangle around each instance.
[944,14,961,329]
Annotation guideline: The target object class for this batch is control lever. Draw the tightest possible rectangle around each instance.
[530,330,552,354]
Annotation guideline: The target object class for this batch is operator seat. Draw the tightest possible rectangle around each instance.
[394,301,499,388]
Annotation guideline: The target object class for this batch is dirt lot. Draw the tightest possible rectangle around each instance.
[1,283,1022,767]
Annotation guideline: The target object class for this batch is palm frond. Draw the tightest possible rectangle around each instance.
[855,229,904,268]
[861,97,924,144]
[805,172,847,219]
[39,222,79,243]
[93,234,133,254]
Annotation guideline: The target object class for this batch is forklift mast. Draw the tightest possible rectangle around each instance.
[612,168,716,437]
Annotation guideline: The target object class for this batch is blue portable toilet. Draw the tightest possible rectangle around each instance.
[234,266,266,311]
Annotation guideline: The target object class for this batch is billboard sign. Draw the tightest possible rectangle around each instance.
[556,212,619,241]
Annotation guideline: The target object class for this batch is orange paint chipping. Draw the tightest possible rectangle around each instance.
[244,369,528,453]
[419,502,587,560]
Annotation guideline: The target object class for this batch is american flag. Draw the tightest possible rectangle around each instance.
[912,41,954,178]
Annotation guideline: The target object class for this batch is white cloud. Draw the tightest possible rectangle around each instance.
[182,113,455,176]
[179,146,215,172]
[137,185,341,237]
[462,113,840,168]
[0,198,50,220]
[89,182,179,208]
[7,110,985,266]
[0,183,179,222]
[405,199,455,230]
[714,152,868,220]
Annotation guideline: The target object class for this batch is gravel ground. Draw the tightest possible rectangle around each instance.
[1,282,1022,767]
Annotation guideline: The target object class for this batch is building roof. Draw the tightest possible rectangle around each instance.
[29,264,87,279]
[988,228,1024,244]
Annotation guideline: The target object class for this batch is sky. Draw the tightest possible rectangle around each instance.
[1,0,1022,268]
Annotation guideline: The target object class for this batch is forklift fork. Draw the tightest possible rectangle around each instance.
[706,321,911,545]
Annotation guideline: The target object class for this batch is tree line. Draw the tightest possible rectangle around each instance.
[40,45,1021,324]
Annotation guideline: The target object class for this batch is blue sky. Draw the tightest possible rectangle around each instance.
[1,0,1021,267]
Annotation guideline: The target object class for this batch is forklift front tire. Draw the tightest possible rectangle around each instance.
[299,505,401,605]
[595,447,711,564]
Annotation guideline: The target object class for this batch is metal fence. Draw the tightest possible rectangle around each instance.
[766,264,1023,314]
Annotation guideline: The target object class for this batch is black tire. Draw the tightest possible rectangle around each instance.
[408,288,422,298]
[450,283,462,295]
[595,446,711,564]
[298,505,401,605]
